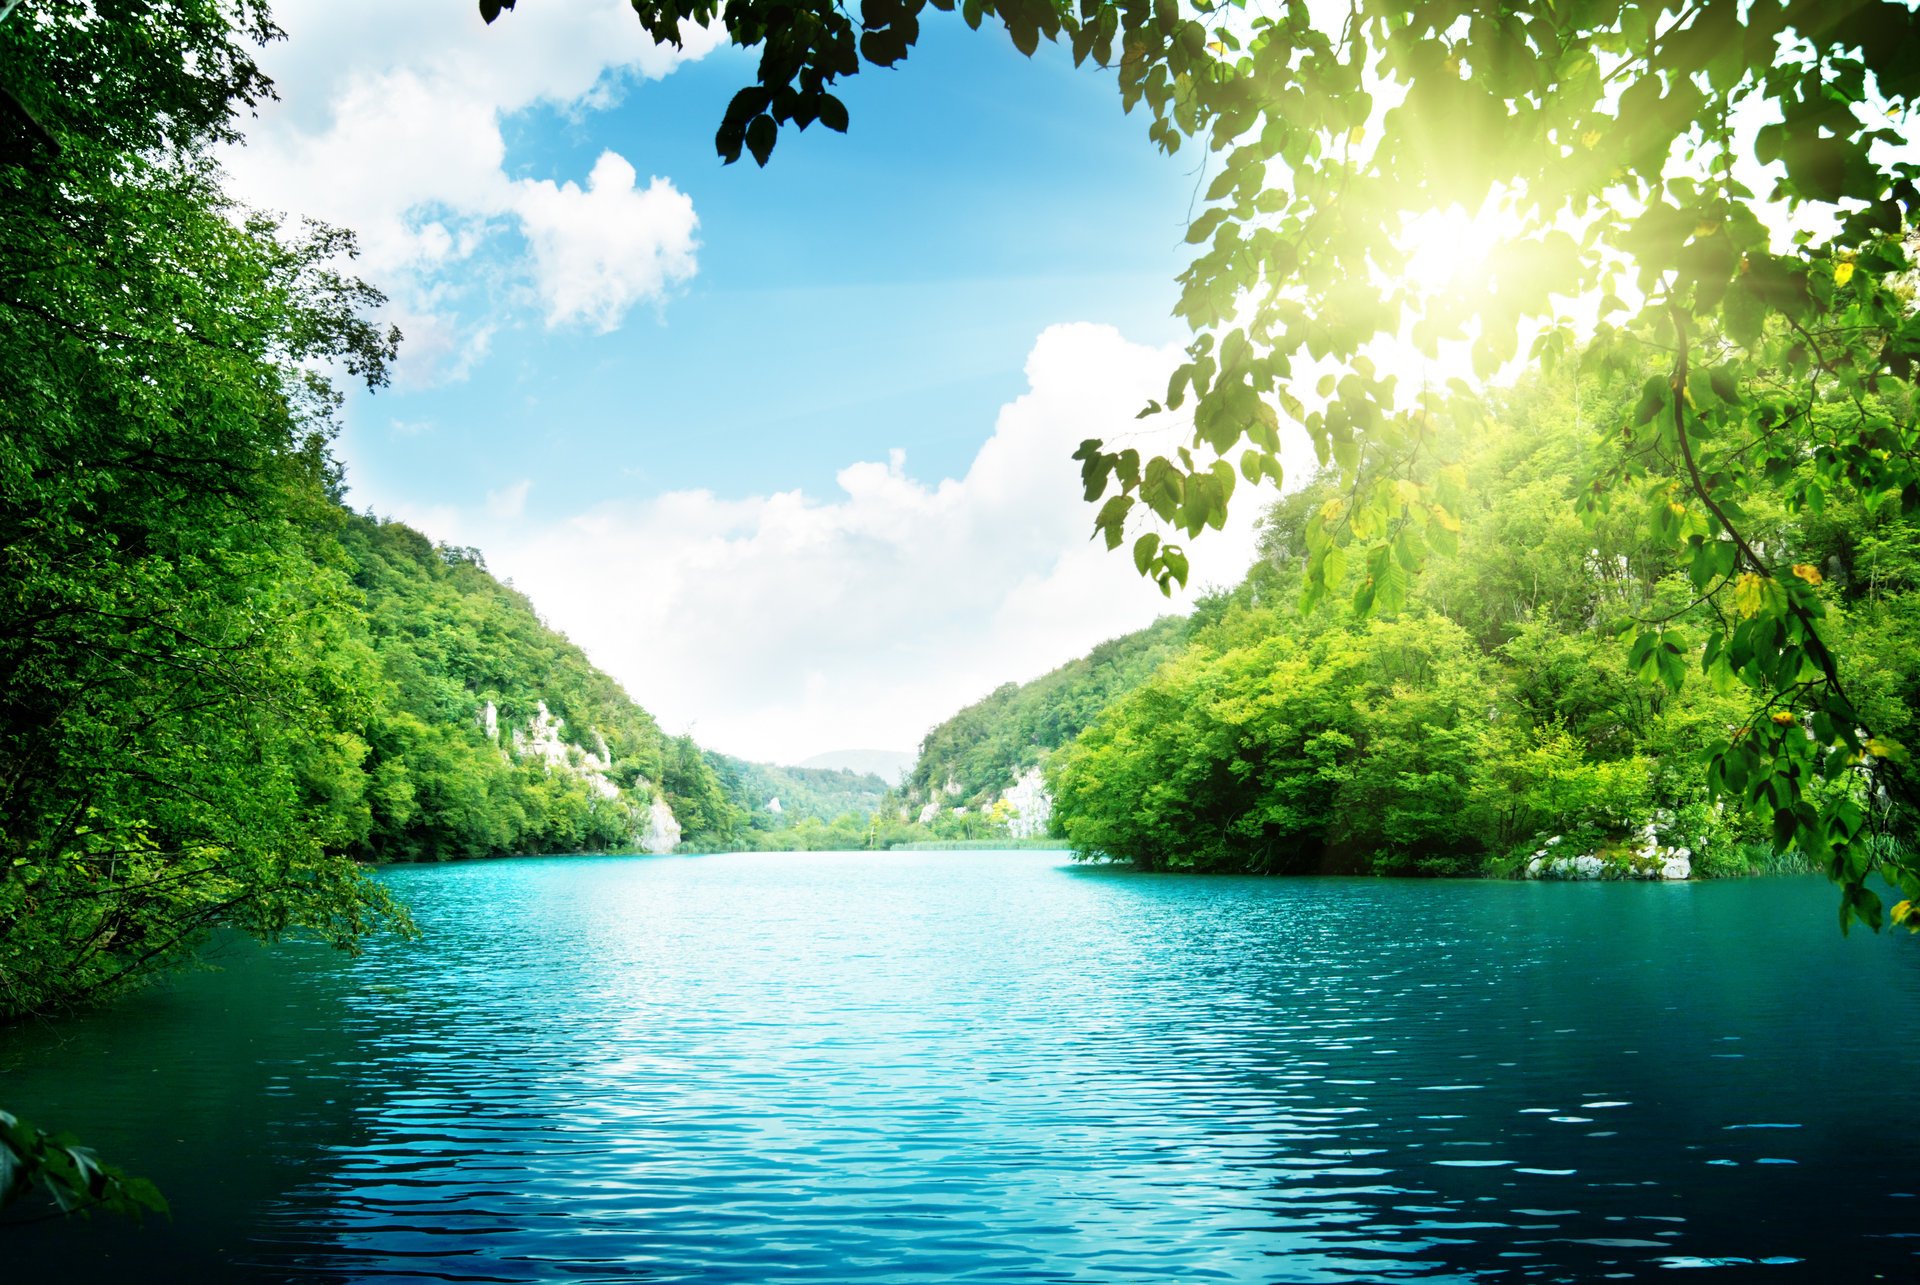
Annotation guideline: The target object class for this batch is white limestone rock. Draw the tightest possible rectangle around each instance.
[640,798,681,854]
[1002,766,1053,840]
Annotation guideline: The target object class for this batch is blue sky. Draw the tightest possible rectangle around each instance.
[358,20,1193,508]
[226,1,1267,763]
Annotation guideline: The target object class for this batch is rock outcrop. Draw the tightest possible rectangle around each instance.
[1521,817,1698,881]
[1003,766,1053,840]
[640,798,682,854]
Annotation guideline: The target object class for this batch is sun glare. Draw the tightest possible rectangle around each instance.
[1397,202,1513,299]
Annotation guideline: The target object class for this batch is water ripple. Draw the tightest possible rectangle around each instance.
[4,854,1918,1282]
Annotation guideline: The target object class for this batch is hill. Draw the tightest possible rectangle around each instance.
[706,754,892,833]
[339,514,741,860]
[903,615,1191,811]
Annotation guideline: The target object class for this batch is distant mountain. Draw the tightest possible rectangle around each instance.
[797,749,914,783]
[706,754,892,829]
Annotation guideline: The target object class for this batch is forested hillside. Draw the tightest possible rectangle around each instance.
[0,0,748,1021]
[340,514,741,861]
[705,754,890,832]
[904,615,1190,809]
[1048,372,1920,877]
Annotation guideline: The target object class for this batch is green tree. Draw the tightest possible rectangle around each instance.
[1049,612,1493,874]
[0,1,408,1019]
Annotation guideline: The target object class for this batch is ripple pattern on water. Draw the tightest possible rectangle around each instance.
[4,852,1918,1283]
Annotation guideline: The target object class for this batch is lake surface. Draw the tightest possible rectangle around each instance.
[4,851,1918,1282]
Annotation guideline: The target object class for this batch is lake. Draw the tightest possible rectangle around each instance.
[4,850,1917,1282]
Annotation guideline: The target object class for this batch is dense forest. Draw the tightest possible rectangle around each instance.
[700,754,892,848]
[337,513,742,862]
[1050,373,1920,876]
[905,616,1190,807]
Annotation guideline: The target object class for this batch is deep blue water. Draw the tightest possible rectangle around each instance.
[4,851,1917,1282]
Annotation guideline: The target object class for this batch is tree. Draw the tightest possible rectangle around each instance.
[488,0,1920,927]
[0,1,409,1019]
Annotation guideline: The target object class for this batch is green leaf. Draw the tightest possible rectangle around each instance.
[1094,494,1134,550]
[744,115,778,167]
[1132,532,1160,574]
[1320,541,1347,589]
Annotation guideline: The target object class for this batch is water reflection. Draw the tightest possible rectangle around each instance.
[4,853,1916,1282]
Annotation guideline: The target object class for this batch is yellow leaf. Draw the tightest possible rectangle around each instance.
[1430,504,1462,534]
[1770,710,1797,726]
[1693,220,1719,239]
[1732,572,1766,618]
[1791,562,1823,586]
[1581,130,1602,149]
[1893,900,1915,929]
[1864,736,1909,762]
[1834,260,1855,286]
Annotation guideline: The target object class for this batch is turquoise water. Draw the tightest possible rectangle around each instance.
[4,851,1917,1281]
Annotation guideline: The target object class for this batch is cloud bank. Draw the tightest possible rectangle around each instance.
[222,0,719,381]
[387,324,1275,765]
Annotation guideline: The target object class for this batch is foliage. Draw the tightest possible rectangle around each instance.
[705,754,892,834]
[0,1109,166,1223]
[508,0,1920,919]
[0,1,741,1023]
[1050,613,1492,874]
[905,614,1190,806]
[1049,370,1842,876]
[1078,0,1920,927]
[0,0,410,1020]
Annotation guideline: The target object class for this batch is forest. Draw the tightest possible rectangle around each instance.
[891,361,1920,881]
[1047,372,1920,877]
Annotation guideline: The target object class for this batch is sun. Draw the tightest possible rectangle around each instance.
[1396,200,1515,301]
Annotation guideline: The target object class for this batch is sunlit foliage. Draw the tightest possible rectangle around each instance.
[1050,371,1878,877]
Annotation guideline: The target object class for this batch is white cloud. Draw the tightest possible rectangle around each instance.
[222,0,720,381]
[515,152,699,330]
[485,479,533,520]
[382,324,1292,765]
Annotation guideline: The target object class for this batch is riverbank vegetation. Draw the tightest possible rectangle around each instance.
[892,366,1917,879]
[1050,374,1919,877]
